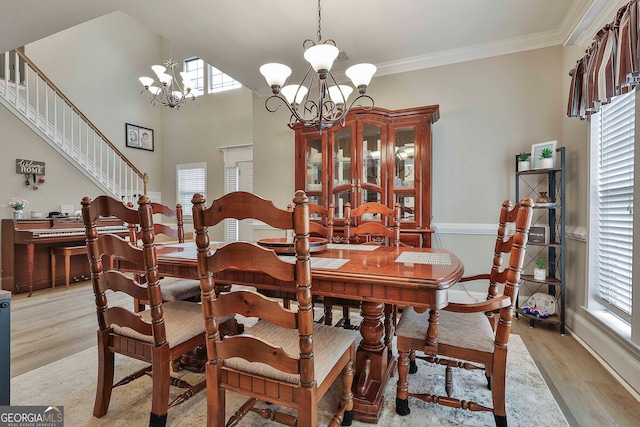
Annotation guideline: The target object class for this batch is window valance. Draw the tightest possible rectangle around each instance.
[567,0,640,119]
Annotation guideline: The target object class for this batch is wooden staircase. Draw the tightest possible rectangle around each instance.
[0,49,147,200]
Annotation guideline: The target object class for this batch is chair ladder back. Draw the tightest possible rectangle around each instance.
[151,202,185,243]
[192,190,315,382]
[308,203,335,241]
[205,242,295,284]
[494,198,533,344]
[128,201,185,244]
[82,195,165,344]
[199,191,293,230]
[217,334,300,374]
[213,290,298,329]
[345,202,401,246]
[487,200,513,300]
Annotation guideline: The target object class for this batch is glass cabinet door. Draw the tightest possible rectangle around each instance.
[304,136,323,194]
[331,127,353,219]
[359,124,384,207]
[393,127,417,223]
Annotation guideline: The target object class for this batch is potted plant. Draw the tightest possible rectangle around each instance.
[539,147,554,169]
[533,258,546,280]
[2,197,29,219]
[517,152,530,172]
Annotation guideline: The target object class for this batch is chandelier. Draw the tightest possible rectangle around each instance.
[138,58,198,110]
[259,0,376,132]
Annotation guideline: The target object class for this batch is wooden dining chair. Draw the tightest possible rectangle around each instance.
[324,201,401,329]
[394,198,534,427]
[345,201,401,246]
[264,202,335,310]
[82,195,206,427]
[309,202,335,240]
[128,201,201,312]
[192,190,356,427]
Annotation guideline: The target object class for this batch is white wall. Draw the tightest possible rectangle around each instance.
[0,110,106,216]
[25,11,164,194]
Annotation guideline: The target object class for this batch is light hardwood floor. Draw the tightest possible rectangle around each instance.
[9,281,640,426]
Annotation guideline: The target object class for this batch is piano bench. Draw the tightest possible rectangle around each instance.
[50,246,88,289]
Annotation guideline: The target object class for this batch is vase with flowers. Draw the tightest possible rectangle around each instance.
[3,198,30,219]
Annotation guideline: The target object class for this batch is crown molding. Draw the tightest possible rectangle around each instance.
[374,30,564,78]
[565,0,628,47]
[255,29,565,98]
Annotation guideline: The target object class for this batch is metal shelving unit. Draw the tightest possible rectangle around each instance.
[515,146,566,335]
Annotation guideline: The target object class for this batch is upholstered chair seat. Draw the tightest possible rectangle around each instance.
[396,307,496,355]
[112,300,206,345]
[224,318,357,385]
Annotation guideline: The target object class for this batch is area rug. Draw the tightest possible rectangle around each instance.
[10,334,568,426]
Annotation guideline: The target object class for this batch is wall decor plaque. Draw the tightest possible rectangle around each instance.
[16,159,45,175]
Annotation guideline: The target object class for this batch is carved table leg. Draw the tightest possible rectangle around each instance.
[352,301,396,423]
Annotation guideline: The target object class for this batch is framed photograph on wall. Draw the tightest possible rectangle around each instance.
[530,140,557,169]
[125,123,154,151]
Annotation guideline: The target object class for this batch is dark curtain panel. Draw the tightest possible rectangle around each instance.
[567,1,640,119]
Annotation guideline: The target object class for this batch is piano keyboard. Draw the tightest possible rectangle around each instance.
[31,225,129,238]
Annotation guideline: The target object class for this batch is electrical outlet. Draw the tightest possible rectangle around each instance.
[60,204,74,215]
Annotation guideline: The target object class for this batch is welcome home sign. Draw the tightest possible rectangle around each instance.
[16,159,45,175]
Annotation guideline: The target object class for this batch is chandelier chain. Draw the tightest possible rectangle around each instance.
[316,0,322,43]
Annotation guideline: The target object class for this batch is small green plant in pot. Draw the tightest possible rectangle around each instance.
[540,148,553,159]
[539,147,554,169]
[534,258,546,280]
[517,152,530,171]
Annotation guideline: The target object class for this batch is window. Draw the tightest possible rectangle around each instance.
[589,89,635,325]
[184,57,241,95]
[183,57,204,93]
[177,162,206,217]
[209,65,241,93]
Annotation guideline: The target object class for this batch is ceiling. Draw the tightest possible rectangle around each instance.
[0,0,626,96]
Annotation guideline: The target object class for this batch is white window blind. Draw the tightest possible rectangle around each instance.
[225,166,239,241]
[590,89,635,320]
[177,163,206,216]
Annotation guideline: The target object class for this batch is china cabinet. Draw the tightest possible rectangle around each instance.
[515,146,566,335]
[294,105,439,247]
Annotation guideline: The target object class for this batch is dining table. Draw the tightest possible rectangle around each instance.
[122,240,464,423]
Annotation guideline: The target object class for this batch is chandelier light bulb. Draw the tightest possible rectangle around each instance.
[260,63,292,89]
[151,65,166,77]
[158,73,172,85]
[303,44,339,73]
[281,85,309,105]
[139,76,154,88]
[328,85,353,106]
[345,63,377,90]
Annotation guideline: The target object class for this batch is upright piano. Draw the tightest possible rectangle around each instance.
[1,216,128,295]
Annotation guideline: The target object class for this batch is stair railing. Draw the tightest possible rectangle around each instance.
[0,49,148,201]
